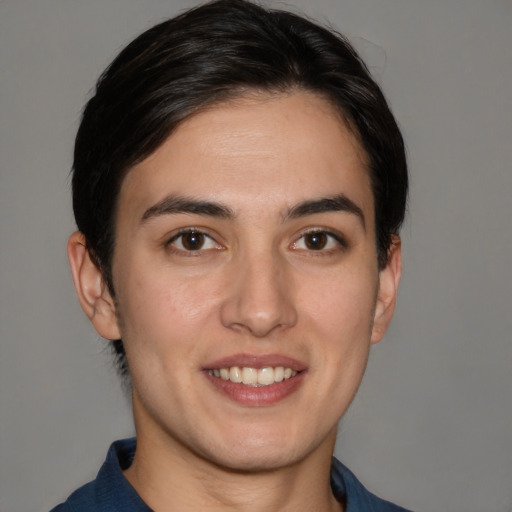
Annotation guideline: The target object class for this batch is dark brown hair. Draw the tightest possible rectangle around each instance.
[72,0,408,376]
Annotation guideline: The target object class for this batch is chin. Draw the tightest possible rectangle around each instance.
[192,426,327,474]
[205,447,303,474]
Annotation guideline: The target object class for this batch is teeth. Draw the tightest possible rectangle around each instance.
[209,366,298,386]
[242,367,258,385]
[229,366,242,383]
[274,366,284,382]
[257,367,274,386]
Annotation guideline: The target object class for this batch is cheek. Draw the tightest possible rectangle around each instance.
[297,263,378,396]
[115,266,222,349]
[299,265,378,338]
[114,275,214,403]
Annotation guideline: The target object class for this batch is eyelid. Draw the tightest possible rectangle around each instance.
[290,228,348,251]
[166,227,224,253]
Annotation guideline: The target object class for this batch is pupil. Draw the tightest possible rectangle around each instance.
[182,232,204,250]
[305,232,327,250]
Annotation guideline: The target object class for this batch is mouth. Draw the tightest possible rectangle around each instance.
[203,354,306,406]
[207,366,299,387]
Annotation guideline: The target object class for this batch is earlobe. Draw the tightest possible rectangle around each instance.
[67,231,121,340]
[371,236,402,344]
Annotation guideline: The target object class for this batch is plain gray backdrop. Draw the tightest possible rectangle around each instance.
[1,1,511,511]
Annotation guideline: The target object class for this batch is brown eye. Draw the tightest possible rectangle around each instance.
[181,231,205,250]
[304,232,328,250]
[169,230,220,252]
[291,230,344,252]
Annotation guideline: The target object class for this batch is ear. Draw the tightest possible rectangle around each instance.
[371,236,402,344]
[67,231,121,340]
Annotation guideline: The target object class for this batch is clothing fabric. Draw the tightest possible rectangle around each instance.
[50,438,412,512]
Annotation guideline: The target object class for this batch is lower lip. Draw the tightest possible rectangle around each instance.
[204,371,306,406]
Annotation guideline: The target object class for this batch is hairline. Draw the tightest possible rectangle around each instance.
[103,86,373,289]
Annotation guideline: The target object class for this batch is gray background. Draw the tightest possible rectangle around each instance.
[0,1,511,511]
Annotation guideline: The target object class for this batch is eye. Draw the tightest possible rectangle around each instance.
[168,229,221,252]
[291,230,345,252]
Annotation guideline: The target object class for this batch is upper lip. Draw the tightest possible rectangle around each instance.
[203,353,307,372]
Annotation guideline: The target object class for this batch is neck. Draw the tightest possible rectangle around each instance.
[124,428,343,512]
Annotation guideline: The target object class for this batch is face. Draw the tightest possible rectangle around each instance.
[78,91,400,472]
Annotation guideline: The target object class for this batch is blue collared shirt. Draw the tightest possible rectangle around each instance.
[51,438,412,511]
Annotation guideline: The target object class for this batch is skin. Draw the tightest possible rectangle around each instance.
[68,91,401,512]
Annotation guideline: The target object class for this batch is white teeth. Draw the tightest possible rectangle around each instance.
[210,366,298,386]
[257,367,275,385]
[242,367,258,385]
[274,366,284,382]
[229,366,242,383]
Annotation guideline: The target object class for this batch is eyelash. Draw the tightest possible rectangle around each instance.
[290,229,347,254]
[165,228,347,256]
[166,229,223,256]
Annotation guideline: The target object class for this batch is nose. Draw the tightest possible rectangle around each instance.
[220,251,298,337]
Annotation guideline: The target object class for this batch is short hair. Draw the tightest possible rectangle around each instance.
[72,0,408,376]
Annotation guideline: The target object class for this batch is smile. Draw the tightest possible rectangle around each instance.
[208,366,298,386]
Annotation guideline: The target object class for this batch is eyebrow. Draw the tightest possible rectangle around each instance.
[141,195,234,222]
[286,194,366,229]
[141,192,365,229]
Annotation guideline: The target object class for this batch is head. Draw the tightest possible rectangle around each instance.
[71,0,407,376]
[71,0,405,392]
[68,0,407,474]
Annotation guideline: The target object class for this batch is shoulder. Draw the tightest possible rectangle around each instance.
[48,438,148,512]
[331,458,414,512]
[49,481,96,512]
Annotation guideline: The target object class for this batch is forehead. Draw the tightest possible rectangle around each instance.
[118,91,373,225]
